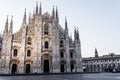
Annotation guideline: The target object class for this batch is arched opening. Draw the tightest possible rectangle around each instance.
[60,40,64,47]
[60,64,65,72]
[44,23,49,35]
[70,52,73,58]
[60,51,64,58]
[97,65,100,72]
[83,67,86,72]
[27,50,31,57]
[27,37,31,45]
[26,64,30,74]
[43,60,49,73]
[71,64,74,72]
[11,64,17,74]
[13,49,17,57]
[45,41,49,49]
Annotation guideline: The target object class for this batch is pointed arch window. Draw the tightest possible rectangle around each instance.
[27,37,31,45]
[13,49,18,57]
[27,50,31,57]
[60,40,64,47]
[45,41,49,49]
[60,51,64,58]
[44,23,49,35]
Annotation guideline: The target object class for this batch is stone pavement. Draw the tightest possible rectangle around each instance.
[0,73,120,80]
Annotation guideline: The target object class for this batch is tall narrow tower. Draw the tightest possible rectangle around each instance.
[7,16,13,74]
[1,16,9,74]
[74,27,82,72]
[65,17,70,72]
[52,9,60,73]
[95,48,99,57]
[20,9,27,73]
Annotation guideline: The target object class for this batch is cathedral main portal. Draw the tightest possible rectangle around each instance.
[11,64,17,74]
[43,60,49,73]
[42,54,52,73]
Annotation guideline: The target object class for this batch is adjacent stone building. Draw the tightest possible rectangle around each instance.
[0,3,82,74]
[82,49,120,72]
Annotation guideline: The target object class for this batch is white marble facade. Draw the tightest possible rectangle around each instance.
[0,3,82,74]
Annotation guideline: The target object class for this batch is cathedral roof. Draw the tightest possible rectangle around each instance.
[42,12,51,19]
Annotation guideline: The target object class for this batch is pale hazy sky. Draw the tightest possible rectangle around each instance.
[0,0,120,57]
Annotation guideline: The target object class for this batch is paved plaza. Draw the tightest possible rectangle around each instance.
[0,73,120,80]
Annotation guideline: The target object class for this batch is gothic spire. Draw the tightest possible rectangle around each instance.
[56,6,58,19]
[65,16,68,32]
[23,8,26,24]
[39,2,42,16]
[4,15,9,33]
[9,16,13,33]
[74,27,76,40]
[52,5,55,18]
[76,27,80,40]
[36,1,38,15]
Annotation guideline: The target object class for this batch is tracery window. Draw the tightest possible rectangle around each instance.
[13,49,18,57]
[44,23,49,35]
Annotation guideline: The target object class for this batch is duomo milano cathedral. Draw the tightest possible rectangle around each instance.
[0,3,82,74]
[1,2,119,75]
